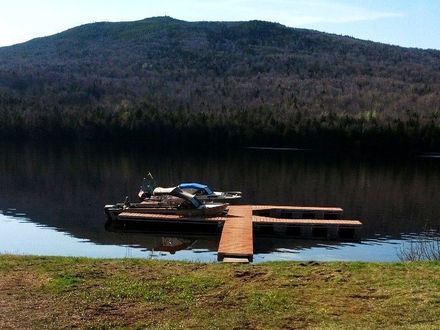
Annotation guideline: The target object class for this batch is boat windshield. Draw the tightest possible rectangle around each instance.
[141,172,156,195]
[203,186,214,194]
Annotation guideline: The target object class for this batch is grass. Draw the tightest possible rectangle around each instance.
[0,256,439,329]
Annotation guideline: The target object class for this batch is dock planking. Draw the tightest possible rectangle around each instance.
[252,205,343,220]
[253,217,362,226]
[217,205,254,262]
[252,205,343,212]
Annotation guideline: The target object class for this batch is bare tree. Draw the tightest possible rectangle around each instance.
[398,230,440,261]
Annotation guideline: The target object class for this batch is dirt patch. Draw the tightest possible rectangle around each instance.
[234,270,268,281]
[0,270,49,293]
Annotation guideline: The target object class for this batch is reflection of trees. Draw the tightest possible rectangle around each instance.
[0,142,439,248]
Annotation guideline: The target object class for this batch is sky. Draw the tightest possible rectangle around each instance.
[0,0,439,49]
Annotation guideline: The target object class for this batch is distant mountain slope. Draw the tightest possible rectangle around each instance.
[0,17,439,150]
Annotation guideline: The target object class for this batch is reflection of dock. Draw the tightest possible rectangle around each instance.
[155,237,194,254]
[113,205,362,263]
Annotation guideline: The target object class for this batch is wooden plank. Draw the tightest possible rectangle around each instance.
[223,257,250,263]
[253,216,362,226]
[252,205,343,212]
[218,205,253,261]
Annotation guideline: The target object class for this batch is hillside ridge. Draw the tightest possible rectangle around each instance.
[0,17,439,151]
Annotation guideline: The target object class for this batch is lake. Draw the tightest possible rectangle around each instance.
[0,142,439,262]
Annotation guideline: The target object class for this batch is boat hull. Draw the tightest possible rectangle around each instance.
[104,203,229,222]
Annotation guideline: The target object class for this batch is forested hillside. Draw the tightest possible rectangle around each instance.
[1,16,440,151]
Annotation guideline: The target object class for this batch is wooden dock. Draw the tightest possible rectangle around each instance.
[252,205,343,219]
[112,204,362,263]
[253,217,362,240]
[217,205,253,262]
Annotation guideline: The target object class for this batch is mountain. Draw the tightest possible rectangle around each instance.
[0,16,440,150]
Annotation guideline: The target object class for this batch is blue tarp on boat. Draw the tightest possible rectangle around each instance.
[178,183,215,195]
[178,183,209,190]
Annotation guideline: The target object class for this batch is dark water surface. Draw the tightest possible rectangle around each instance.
[0,142,439,262]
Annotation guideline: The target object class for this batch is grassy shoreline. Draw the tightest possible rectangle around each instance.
[1,255,439,329]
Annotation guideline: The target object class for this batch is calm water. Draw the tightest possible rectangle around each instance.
[0,142,439,262]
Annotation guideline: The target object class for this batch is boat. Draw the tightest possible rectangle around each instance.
[105,186,229,222]
[177,183,242,204]
[137,174,242,204]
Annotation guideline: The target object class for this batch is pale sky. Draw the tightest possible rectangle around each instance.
[0,0,439,49]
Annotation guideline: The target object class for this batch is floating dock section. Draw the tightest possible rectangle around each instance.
[112,204,362,263]
[216,205,361,262]
[251,205,361,241]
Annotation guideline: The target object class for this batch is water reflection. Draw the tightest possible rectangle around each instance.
[0,142,439,261]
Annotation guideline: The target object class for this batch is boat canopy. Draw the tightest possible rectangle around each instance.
[178,183,214,195]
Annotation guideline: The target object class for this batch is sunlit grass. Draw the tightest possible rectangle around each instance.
[0,255,439,329]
